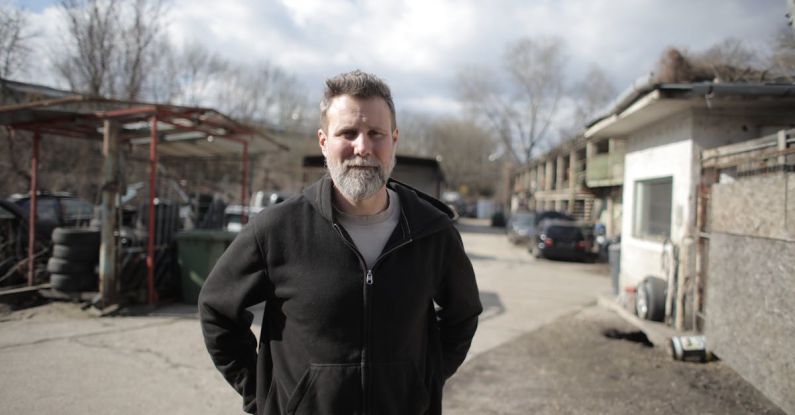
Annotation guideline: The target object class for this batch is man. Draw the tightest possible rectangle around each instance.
[199,70,482,415]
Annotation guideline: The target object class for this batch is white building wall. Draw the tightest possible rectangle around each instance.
[620,108,792,291]
[620,113,695,290]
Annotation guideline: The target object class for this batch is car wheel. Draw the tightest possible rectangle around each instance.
[636,276,667,322]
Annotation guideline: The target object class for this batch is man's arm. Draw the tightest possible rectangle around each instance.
[198,221,270,413]
[434,226,483,380]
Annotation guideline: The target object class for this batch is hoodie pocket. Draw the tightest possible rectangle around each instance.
[286,363,361,415]
[370,362,431,415]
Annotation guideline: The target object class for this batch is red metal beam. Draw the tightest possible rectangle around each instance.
[28,129,40,286]
[146,116,158,305]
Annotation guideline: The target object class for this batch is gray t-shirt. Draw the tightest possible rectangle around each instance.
[335,189,401,269]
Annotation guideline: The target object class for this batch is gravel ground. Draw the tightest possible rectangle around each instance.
[444,305,785,415]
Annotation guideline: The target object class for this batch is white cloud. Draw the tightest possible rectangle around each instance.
[13,0,789,118]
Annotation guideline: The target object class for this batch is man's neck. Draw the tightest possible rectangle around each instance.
[333,186,389,216]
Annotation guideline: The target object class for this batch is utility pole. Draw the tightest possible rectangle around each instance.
[99,120,120,308]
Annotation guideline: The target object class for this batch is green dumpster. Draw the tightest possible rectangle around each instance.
[176,230,237,304]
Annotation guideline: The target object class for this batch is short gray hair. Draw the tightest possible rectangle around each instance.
[320,70,396,130]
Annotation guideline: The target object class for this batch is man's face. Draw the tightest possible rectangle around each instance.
[318,95,398,202]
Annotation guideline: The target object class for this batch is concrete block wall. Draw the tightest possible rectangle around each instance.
[705,173,795,415]
[709,173,795,240]
[705,233,795,415]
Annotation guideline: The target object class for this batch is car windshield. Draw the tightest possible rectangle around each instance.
[18,198,59,223]
[62,198,94,221]
[546,225,583,240]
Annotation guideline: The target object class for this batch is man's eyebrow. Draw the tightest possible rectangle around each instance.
[335,126,357,134]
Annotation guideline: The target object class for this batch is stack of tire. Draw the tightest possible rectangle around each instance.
[48,227,100,293]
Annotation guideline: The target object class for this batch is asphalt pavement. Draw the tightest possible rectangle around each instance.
[1,219,780,414]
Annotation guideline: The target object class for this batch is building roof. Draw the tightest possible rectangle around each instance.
[0,78,288,157]
[585,81,795,139]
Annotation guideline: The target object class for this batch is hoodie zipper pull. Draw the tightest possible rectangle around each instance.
[366,269,373,285]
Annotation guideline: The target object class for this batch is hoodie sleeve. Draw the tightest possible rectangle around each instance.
[434,225,482,380]
[198,220,270,414]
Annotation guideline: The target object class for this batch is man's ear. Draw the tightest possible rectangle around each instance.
[392,127,399,145]
[318,128,327,156]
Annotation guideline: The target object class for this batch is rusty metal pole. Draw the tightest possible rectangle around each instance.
[28,129,40,286]
[99,120,120,307]
[241,139,249,225]
[146,116,158,305]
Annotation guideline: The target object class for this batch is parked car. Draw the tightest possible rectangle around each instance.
[0,199,51,287]
[224,191,292,232]
[533,210,575,225]
[530,219,592,261]
[506,211,536,245]
[8,192,94,242]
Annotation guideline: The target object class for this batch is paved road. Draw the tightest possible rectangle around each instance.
[456,219,610,360]
[0,219,610,414]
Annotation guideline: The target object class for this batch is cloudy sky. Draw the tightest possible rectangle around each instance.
[11,0,793,117]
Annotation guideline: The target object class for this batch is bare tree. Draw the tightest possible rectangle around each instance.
[213,63,309,129]
[118,0,167,100]
[0,5,34,78]
[457,36,568,166]
[399,112,499,196]
[144,41,229,105]
[54,0,166,99]
[559,64,616,139]
[769,26,795,82]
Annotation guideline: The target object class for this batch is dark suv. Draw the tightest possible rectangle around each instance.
[530,219,592,261]
[8,192,95,241]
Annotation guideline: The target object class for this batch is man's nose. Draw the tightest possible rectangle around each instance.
[352,133,372,157]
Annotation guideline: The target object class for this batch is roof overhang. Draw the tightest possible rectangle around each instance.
[585,83,795,140]
[0,78,289,158]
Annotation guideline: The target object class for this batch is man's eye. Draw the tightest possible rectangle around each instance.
[341,131,358,140]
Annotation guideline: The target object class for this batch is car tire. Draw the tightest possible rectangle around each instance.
[46,257,95,276]
[52,244,98,262]
[636,276,667,322]
[51,227,100,246]
[50,273,81,292]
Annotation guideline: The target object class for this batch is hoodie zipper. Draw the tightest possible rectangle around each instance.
[332,222,413,414]
[332,223,371,412]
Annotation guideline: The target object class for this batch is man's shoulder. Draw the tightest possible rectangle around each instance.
[248,193,313,228]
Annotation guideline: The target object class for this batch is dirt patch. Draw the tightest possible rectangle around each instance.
[0,300,91,323]
[444,306,784,415]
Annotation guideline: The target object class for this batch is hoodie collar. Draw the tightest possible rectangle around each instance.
[303,175,453,238]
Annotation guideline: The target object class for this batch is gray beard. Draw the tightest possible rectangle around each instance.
[327,154,395,201]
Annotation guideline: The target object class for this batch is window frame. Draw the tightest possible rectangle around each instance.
[632,177,673,241]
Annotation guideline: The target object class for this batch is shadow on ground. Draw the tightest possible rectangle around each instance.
[478,291,505,322]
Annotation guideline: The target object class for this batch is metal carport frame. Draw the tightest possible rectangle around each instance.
[0,80,286,307]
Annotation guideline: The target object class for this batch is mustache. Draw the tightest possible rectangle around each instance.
[343,157,381,168]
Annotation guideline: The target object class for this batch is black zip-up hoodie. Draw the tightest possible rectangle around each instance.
[199,176,482,415]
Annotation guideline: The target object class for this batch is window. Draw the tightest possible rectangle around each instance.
[633,177,672,240]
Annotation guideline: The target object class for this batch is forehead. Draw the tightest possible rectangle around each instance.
[326,95,392,127]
